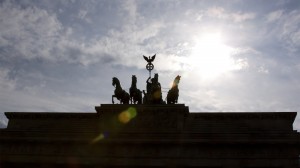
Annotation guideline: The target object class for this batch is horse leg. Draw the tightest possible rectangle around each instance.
[112,95,115,104]
[123,93,129,104]
[166,93,170,104]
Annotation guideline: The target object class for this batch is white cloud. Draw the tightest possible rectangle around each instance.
[258,66,269,74]
[205,7,256,22]
[0,1,63,60]
[122,0,138,24]
[78,9,91,23]
[265,9,300,52]
[0,1,167,68]
[266,10,283,22]
[0,68,16,91]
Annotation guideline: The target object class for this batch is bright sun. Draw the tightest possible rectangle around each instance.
[190,32,237,79]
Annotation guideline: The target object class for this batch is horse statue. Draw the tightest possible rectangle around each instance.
[129,75,142,104]
[166,75,181,104]
[112,77,130,104]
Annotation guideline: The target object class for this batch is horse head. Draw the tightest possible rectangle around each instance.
[175,75,181,84]
[112,77,119,87]
[132,75,137,84]
[172,75,181,88]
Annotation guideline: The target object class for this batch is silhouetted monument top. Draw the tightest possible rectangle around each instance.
[112,54,181,105]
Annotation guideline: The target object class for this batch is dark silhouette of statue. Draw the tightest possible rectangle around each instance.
[143,54,156,64]
[129,75,142,104]
[112,77,130,104]
[166,75,181,104]
[151,73,163,104]
[142,77,153,104]
[143,73,164,104]
[109,54,180,105]
[143,54,156,77]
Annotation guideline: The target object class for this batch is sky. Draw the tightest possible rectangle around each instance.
[0,0,300,130]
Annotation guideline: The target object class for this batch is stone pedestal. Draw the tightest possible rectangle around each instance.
[95,104,189,133]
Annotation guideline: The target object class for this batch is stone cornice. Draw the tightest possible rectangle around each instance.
[190,112,297,120]
[5,111,296,121]
[5,112,97,119]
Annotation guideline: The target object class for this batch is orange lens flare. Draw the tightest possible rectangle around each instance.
[118,107,137,124]
[153,91,161,99]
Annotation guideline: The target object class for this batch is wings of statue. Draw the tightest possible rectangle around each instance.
[143,54,156,63]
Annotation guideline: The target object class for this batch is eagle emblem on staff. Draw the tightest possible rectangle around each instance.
[143,54,156,63]
[143,54,156,77]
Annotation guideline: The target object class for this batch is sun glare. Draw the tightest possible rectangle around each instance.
[190,32,236,79]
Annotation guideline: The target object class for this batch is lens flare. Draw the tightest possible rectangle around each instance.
[127,107,137,118]
[90,132,109,144]
[118,111,130,123]
[153,91,161,99]
[118,107,137,124]
[90,133,105,144]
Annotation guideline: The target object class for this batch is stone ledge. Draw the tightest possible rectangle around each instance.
[95,104,189,114]
[5,112,97,119]
[189,112,297,120]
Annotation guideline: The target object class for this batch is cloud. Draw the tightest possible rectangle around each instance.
[281,10,300,48]
[0,68,16,91]
[0,1,286,75]
[0,1,168,68]
[194,7,256,22]
[266,10,283,22]
[78,9,91,23]
[122,0,138,24]
[264,9,300,53]
[0,1,108,66]
[0,1,63,60]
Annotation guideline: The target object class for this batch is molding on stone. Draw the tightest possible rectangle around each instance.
[189,112,297,120]
[5,112,97,119]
